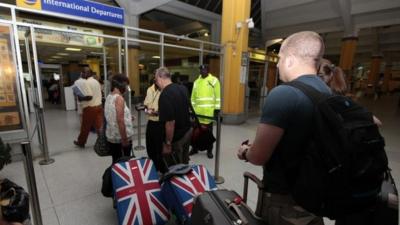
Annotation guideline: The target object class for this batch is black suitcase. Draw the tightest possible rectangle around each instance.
[191,190,267,225]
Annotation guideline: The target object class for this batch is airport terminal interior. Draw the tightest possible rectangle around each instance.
[0,0,399,225]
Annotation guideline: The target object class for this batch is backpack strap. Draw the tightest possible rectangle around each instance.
[285,80,330,104]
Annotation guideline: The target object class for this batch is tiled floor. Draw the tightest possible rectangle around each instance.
[1,94,399,225]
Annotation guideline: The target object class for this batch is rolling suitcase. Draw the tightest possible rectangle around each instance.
[160,164,217,225]
[191,190,267,225]
[112,157,170,225]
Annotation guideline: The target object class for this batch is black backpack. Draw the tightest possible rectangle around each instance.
[284,81,388,219]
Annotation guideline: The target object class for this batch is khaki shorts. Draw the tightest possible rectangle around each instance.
[260,192,324,225]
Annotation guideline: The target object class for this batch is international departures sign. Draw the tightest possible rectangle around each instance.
[17,0,124,25]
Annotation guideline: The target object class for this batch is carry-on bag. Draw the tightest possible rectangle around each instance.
[112,157,170,225]
[191,190,267,225]
[160,164,217,225]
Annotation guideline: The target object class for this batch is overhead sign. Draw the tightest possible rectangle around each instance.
[17,0,124,25]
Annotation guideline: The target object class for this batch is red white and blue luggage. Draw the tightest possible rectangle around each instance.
[111,157,170,225]
[160,164,217,225]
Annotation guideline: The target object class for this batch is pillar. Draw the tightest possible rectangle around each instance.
[266,62,277,91]
[339,37,358,89]
[221,0,251,124]
[127,47,140,96]
[367,55,383,86]
[85,58,100,80]
[383,64,392,93]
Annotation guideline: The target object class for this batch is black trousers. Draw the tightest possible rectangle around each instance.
[145,120,166,172]
[108,140,132,164]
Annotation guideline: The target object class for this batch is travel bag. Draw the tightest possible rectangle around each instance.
[160,164,217,225]
[191,190,267,225]
[112,157,170,225]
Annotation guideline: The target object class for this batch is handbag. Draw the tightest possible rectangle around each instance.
[188,104,216,150]
[0,179,30,223]
[176,85,216,150]
[94,131,111,157]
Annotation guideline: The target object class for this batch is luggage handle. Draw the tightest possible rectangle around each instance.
[243,172,264,217]
[228,202,249,225]
[243,172,263,202]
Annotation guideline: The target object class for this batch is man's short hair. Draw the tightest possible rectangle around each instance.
[199,65,208,70]
[155,67,171,79]
[280,31,325,67]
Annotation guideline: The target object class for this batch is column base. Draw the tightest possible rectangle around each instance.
[222,113,247,125]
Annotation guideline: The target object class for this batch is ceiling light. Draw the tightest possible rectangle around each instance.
[152,56,160,59]
[204,32,209,37]
[65,47,81,52]
[51,56,62,59]
[90,52,103,55]
[57,53,69,56]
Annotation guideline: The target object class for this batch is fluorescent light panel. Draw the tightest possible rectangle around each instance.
[65,47,81,52]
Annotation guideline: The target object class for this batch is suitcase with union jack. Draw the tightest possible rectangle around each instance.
[111,157,170,225]
[160,164,217,225]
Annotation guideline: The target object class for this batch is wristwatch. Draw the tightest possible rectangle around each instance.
[164,140,172,146]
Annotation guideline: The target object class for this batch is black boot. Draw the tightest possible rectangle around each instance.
[207,150,213,159]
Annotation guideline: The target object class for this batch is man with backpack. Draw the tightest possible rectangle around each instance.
[236,31,389,225]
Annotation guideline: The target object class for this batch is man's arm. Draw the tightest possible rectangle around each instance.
[77,95,93,101]
[238,123,284,165]
[163,120,175,155]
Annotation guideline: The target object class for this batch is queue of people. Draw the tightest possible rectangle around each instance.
[65,30,396,225]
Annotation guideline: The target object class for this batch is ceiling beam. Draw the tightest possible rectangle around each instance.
[337,0,357,37]
[157,1,221,43]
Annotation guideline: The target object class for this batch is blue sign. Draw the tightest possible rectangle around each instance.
[40,0,124,25]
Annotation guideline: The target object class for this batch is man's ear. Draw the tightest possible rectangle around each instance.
[286,54,294,68]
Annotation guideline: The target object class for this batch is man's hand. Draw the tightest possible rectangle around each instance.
[162,143,172,155]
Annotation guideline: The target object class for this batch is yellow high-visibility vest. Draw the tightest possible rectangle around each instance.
[191,73,221,124]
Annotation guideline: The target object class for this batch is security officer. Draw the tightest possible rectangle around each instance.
[189,64,221,158]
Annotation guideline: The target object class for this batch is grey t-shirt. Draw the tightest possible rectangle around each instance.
[260,75,331,193]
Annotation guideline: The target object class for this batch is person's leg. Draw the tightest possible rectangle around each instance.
[108,141,122,164]
[94,106,104,133]
[206,122,214,158]
[146,121,165,172]
[172,128,192,164]
[122,140,132,158]
[76,107,95,146]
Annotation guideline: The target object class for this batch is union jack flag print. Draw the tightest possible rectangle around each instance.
[161,164,217,220]
[112,158,170,225]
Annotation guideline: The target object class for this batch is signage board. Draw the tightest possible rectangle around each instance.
[17,0,124,25]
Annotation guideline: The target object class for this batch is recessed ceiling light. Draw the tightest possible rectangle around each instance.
[57,53,69,56]
[51,56,62,59]
[152,56,160,59]
[65,47,81,51]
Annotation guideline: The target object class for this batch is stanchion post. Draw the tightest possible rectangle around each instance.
[214,112,225,184]
[37,108,54,165]
[134,106,146,151]
[21,142,43,225]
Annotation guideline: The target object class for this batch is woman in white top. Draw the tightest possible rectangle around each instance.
[104,74,134,163]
